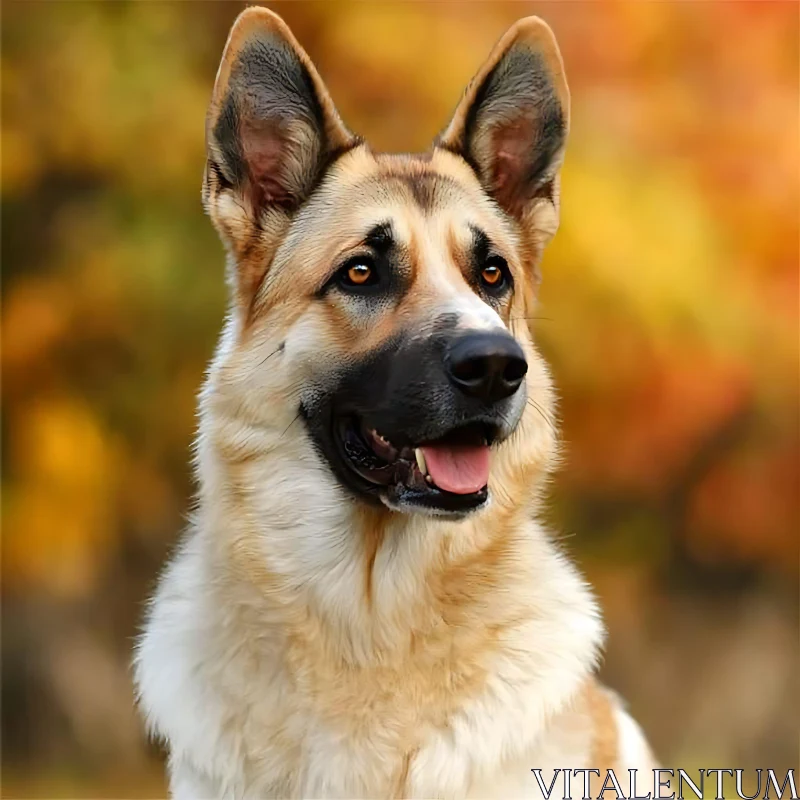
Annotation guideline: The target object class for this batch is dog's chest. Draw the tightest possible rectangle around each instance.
[205,673,589,800]
[138,523,604,798]
[231,624,505,797]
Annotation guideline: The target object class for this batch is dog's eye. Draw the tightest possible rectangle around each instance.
[347,263,372,285]
[480,257,509,291]
[337,257,378,289]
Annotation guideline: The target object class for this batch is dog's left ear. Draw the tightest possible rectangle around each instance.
[205,7,357,215]
[202,7,360,308]
[438,17,569,241]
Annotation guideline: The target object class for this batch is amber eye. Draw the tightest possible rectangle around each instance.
[347,263,372,285]
[336,256,379,291]
[480,257,508,291]
[481,265,502,285]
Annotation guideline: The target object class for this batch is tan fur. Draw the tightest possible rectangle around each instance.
[584,679,620,776]
[135,9,657,798]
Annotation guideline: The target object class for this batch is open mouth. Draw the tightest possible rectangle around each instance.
[335,417,498,515]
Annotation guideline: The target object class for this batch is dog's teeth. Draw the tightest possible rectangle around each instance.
[415,448,428,475]
[370,429,390,447]
[425,474,433,484]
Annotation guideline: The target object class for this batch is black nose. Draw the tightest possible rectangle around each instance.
[445,332,528,403]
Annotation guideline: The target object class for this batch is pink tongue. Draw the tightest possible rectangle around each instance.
[420,444,490,495]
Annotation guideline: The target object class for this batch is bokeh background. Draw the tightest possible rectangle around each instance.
[2,1,798,796]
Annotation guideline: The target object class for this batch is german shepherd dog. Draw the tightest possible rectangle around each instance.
[135,7,657,798]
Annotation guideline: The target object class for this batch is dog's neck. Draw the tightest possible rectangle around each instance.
[192,402,583,670]
[187,324,593,669]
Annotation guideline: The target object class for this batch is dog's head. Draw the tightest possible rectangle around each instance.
[201,8,567,520]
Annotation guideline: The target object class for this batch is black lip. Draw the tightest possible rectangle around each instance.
[387,483,489,515]
[332,414,494,516]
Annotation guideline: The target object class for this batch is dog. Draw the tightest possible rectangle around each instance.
[134,7,657,798]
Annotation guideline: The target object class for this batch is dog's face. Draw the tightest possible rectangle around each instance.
[202,8,568,519]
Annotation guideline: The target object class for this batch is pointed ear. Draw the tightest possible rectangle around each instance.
[203,7,358,222]
[437,17,569,235]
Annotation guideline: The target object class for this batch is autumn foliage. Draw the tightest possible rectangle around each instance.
[1,1,797,794]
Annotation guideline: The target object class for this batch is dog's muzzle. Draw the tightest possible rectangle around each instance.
[303,328,528,517]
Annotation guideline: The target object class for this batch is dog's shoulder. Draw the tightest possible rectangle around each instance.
[466,679,658,798]
[134,533,250,795]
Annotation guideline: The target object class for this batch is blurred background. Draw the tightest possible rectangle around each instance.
[2,1,798,796]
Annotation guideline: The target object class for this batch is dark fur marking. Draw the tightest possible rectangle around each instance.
[302,325,520,512]
[364,221,394,252]
[465,225,513,306]
[470,226,491,272]
[211,33,360,215]
[316,221,409,304]
[465,225,492,292]
[361,170,465,211]
[208,160,234,194]
[238,37,324,209]
[462,48,564,214]
[405,174,438,209]
[213,95,246,187]
[232,35,325,146]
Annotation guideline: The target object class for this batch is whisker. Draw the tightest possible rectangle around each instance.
[258,345,284,368]
[526,397,557,434]
[278,412,301,442]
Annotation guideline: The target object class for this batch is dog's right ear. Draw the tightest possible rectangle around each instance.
[203,8,358,298]
[437,17,569,259]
